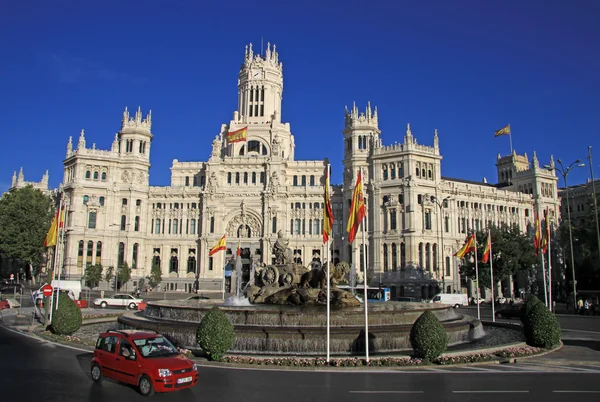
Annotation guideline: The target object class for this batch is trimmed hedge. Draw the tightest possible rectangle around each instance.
[520,295,542,325]
[196,306,235,361]
[523,302,561,348]
[51,294,82,335]
[410,310,448,360]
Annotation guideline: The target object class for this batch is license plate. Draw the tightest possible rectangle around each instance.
[177,376,192,384]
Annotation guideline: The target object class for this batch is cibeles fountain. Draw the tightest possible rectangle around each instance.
[119,232,484,355]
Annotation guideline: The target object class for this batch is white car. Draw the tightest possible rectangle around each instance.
[93,294,143,309]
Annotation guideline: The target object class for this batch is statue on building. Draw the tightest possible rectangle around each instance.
[271,133,281,156]
[211,135,221,158]
[273,230,293,265]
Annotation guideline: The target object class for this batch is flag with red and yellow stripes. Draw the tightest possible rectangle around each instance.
[43,208,65,248]
[534,213,541,256]
[226,126,247,143]
[481,231,492,264]
[209,235,227,256]
[322,166,334,243]
[454,234,475,259]
[346,169,365,243]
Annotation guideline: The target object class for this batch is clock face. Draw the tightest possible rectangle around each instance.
[252,70,261,79]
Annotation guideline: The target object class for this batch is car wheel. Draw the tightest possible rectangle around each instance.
[139,375,155,397]
[128,302,137,309]
[454,304,460,309]
[91,364,103,383]
[100,301,107,308]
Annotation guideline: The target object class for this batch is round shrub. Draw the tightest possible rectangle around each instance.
[410,310,448,360]
[51,294,82,335]
[196,306,235,361]
[524,303,561,348]
[520,295,542,325]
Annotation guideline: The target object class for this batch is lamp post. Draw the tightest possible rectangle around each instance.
[431,196,451,292]
[545,159,585,308]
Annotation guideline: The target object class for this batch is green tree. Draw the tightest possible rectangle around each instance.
[104,266,115,289]
[148,259,162,288]
[0,186,54,278]
[118,261,131,291]
[459,224,536,290]
[83,263,103,289]
[196,306,236,361]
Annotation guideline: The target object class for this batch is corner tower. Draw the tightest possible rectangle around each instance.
[342,102,381,179]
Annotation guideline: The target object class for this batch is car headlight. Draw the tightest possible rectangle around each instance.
[158,368,172,377]
[192,364,199,372]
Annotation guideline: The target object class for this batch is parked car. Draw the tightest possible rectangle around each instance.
[0,282,23,294]
[93,294,143,309]
[494,304,524,319]
[91,329,199,396]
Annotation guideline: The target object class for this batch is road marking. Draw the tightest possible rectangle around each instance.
[350,391,424,394]
[563,329,600,335]
[553,390,600,393]
[0,325,91,353]
[520,362,600,372]
[453,390,529,394]
[465,366,495,372]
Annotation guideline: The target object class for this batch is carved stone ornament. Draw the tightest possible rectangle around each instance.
[211,135,221,158]
[121,170,130,182]
[226,213,261,238]
[268,171,279,193]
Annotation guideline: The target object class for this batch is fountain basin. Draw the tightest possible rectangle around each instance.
[119,300,484,356]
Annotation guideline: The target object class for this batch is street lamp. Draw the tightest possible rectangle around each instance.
[544,158,585,308]
[431,195,451,292]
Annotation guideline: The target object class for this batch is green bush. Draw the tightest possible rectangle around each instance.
[524,303,561,348]
[196,306,235,361]
[520,295,542,325]
[51,294,82,335]
[410,310,448,360]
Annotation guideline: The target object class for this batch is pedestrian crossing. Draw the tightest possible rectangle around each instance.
[416,362,600,373]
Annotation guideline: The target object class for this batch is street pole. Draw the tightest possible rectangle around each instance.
[587,146,600,262]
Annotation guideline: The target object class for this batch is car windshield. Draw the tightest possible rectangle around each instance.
[133,336,179,358]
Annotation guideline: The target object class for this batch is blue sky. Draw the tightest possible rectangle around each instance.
[1,0,599,193]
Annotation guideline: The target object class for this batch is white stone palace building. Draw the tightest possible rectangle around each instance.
[20,43,562,298]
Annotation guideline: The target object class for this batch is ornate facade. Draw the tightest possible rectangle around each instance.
[44,43,560,297]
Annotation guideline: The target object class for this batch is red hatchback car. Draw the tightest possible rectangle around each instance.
[91,329,199,396]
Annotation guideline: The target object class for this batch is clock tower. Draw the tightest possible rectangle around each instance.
[237,42,283,123]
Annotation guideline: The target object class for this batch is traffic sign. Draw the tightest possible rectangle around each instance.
[42,284,53,297]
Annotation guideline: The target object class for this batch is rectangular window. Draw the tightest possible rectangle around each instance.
[155,220,161,234]
[132,243,138,269]
[134,216,140,232]
[390,210,397,230]
[173,219,178,235]
[272,217,277,233]
[425,211,432,230]
[260,172,265,183]
[190,219,196,235]
[210,216,215,233]
[120,215,126,231]
[208,257,213,271]
[88,211,97,229]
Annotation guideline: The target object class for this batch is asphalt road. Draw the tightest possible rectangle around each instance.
[2,325,600,402]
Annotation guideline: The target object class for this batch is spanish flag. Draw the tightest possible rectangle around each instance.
[209,235,227,256]
[346,169,365,243]
[43,208,65,248]
[481,232,491,264]
[322,165,334,243]
[226,126,247,143]
[494,124,511,137]
[534,213,541,256]
[541,209,550,254]
[454,234,475,259]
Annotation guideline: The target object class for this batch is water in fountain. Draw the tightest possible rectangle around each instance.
[224,295,252,306]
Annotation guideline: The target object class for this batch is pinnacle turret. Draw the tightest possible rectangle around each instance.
[78,129,86,150]
[344,102,379,129]
[121,106,152,133]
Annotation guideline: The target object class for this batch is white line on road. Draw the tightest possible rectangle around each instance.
[464,366,495,371]
[350,391,424,394]
[453,390,529,394]
[520,362,600,372]
[552,390,600,393]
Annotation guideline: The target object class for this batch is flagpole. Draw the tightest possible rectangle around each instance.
[359,168,369,364]
[508,123,513,154]
[474,233,480,321]
[48,199,63,325]
[55,199,66,307]
[547,214,553,312]
[326,163,331,363]
[540,241,548,308]
[489,229,495,322]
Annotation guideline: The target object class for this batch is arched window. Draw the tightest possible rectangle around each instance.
[132,243,139,269]
[87,240,94,265]
[185,176,190,186]
[99,196,105,206]
[120,215,127,230]
[301,176,306,186]
[101,172,107,181]
[83,195,89,205]
[392,243,397,269]
[248,140,261,154]
[77,240,84,267]
[310,175,315,186]
[118,242,125,266]
[93,171,99,180]
[383,244,388,271]
[134,216,140,232]
[95,241,102,264]
[85,170,91,179]
[293,176,298,186]
[187,253,196,273]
